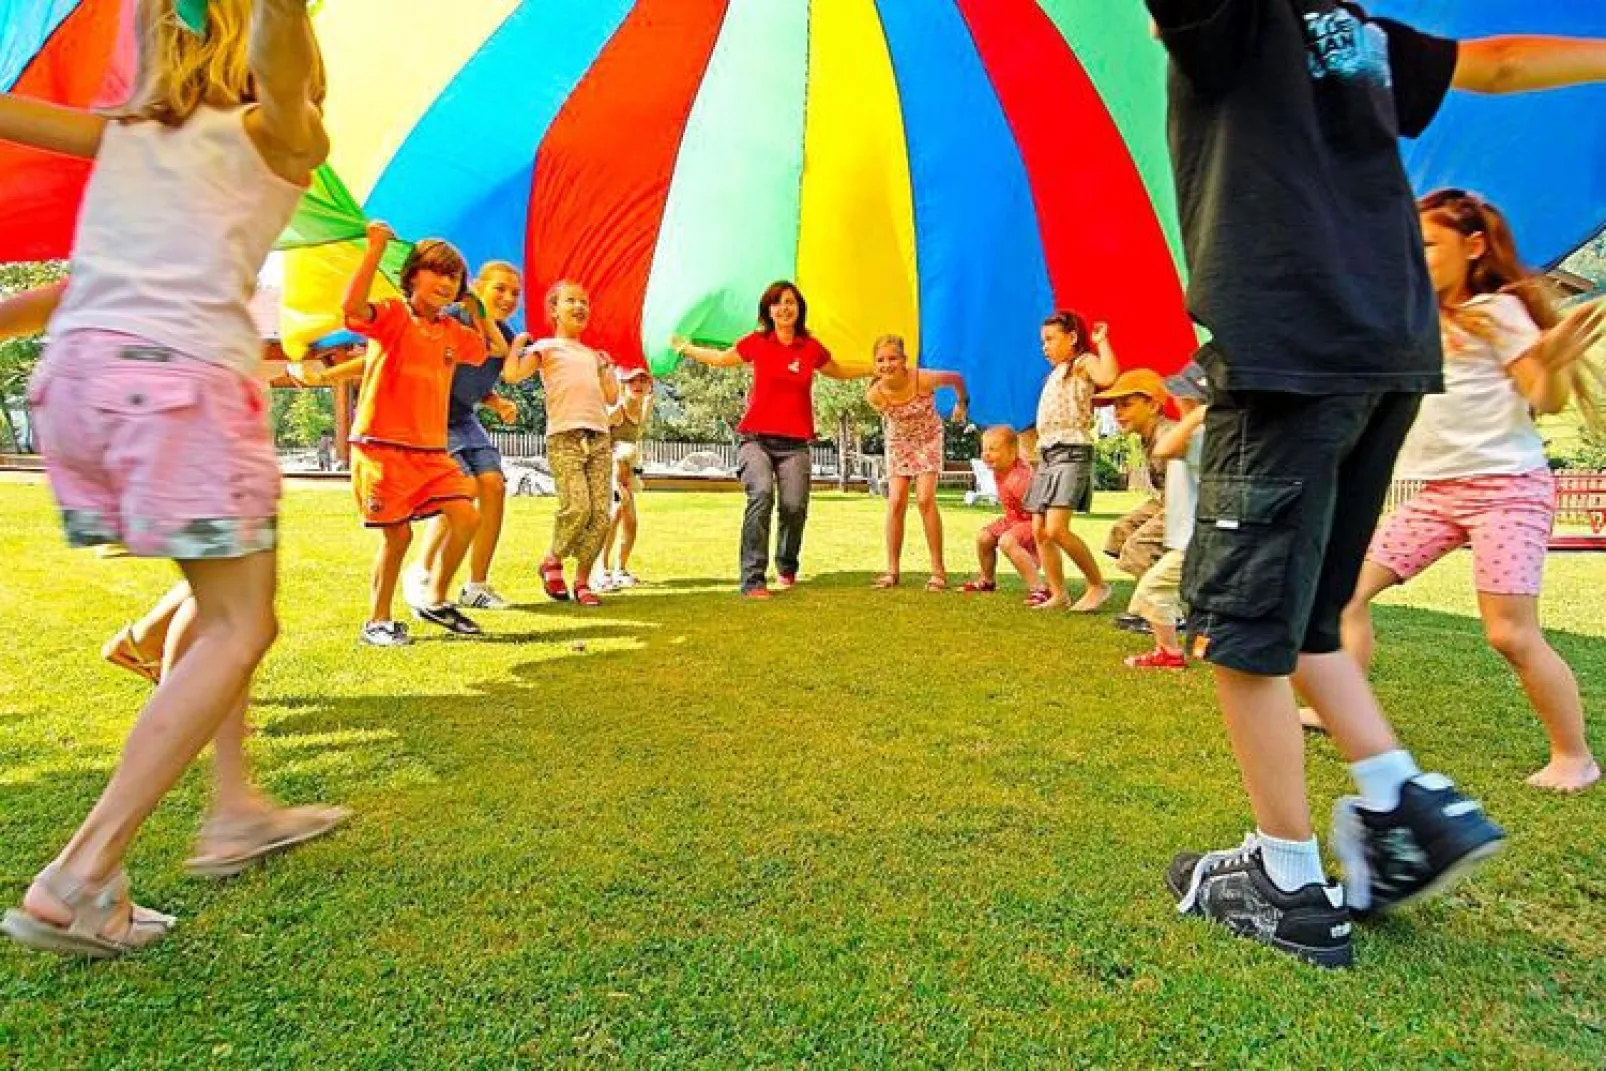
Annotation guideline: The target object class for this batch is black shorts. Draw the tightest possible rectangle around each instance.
[1182,390,1422,676]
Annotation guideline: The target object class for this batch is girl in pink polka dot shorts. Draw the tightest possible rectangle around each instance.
[1319,190,1605,792]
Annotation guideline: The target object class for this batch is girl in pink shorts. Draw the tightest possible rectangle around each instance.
[0,1,346,960]
[1331,190,1606,793]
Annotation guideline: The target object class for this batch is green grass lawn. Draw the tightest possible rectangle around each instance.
[2,477,1604,1066]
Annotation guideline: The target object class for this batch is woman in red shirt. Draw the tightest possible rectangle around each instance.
[673,281,865,598]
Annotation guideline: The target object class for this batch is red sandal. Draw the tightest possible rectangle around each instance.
[539,555,570,602]
[960,578,996,594]
[573,585,602,607]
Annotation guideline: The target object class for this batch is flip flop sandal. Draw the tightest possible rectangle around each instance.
[1023,588,1052,607]
[926,576,950,593]
[1069,584,1113,614]
[871,574,900,589]
[539,556,570,602]
[960,579,996,594]
[1,866,174,959]
[102,625,162,684]
[185,805,352,879]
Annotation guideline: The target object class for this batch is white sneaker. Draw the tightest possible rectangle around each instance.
[360,620,411,647]
[614,571,639,589]
[593,572,617,593]
[402,565,431,612]
[459,582,511,610]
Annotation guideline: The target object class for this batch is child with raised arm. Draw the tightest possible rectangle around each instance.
[1147,0,1606,967]
[0,0,346,959]
[504,281,618,606]
[341,223,504,644]
[403,261,528,612]
[962,426,1042,596]
[1023,311,1117,611]
[1122,363,1209,670]
[1092,369,1174,609]
[866,335,969,591]
[1312,191,1605,792]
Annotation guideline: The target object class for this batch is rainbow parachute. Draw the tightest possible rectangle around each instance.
[3,2,1604,426]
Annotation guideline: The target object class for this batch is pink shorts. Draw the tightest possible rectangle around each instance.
[1368,469,1555,596]
[983,515,1037,556]
[27,331,280,559]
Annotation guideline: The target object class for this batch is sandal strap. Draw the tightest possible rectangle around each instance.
[36,865,171,947]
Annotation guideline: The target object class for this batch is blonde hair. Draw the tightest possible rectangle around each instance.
[112,0,326,127]
[477,261,521,284]
[982,425,1018,451]
[872,334,908,360]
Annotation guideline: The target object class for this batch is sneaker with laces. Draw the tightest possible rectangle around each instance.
[1167,834,1353,969]
[360,620,412,647]
[1125,647,1186,670]
[416,603,483,636]
[1330,774,1506,916]
[458,583,510,610]
[614,571,639,589]
[402,564,431,612]
[1113,613,1151,634]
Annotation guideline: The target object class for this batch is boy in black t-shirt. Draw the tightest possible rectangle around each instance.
[1147,1,1606,967]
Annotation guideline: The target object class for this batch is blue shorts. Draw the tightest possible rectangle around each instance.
[447,421,502,478]
[451,444,503,478]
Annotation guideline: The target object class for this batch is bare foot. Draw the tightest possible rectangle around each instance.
[1525,758,1601,793]
[1298,706,1328,733]
[1069,583,1112,613]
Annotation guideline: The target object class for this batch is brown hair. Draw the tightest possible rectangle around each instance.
[1418,188,1560,336]
[1042,310,1094,354]
[113,0,327,127]
[400,239,469,301]
[757,281,809,337]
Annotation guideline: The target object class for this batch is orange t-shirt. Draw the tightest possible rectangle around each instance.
[348,298,488,449]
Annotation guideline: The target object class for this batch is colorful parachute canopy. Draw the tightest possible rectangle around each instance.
[3,4,1604,425]
[1370,2,1606,269]
[306,0,1197,427]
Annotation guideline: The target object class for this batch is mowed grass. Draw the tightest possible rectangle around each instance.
[1,476,1604,1066]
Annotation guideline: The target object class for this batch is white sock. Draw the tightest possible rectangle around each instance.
[1349,750,1422,812]
[1257,831,1326,893]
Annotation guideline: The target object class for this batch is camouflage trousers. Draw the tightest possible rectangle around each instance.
[548,429,612,566]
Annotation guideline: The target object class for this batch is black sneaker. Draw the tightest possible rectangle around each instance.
[416,603,483,636]
[1330,774,1506,916]
[1113,613,1151,634]
[1166,835,1353,969]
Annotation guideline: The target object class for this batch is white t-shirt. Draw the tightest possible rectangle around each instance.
[1394,293,1548,481]
[1163,429,1203,551]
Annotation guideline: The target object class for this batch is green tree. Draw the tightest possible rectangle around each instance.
[0,261,68,453]
[814,377,882,488]
[282,389,334,447]
[652,361,750,441]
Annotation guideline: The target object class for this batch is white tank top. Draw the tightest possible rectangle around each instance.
[49,106,305,377]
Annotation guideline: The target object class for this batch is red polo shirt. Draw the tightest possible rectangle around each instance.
[735,330,832,440]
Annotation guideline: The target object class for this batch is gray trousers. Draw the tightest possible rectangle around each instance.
[737,436,812,592]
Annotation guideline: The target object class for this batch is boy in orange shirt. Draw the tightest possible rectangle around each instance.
[336,222,506,645]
